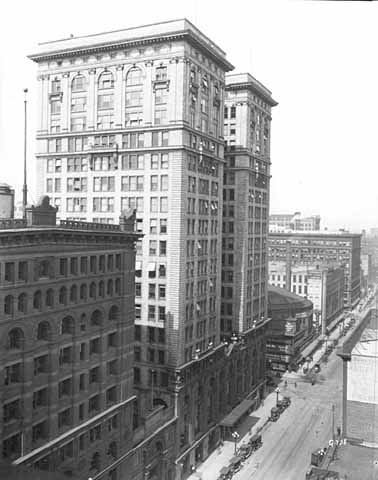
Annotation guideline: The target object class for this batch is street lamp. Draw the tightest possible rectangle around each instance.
[231,431,240,454]
[275,387,280,406]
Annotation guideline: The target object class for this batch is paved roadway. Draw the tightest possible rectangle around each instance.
[234,348,343,480]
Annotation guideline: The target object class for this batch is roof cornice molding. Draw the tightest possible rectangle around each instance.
[226,82,278,107]
[29,30,234,72]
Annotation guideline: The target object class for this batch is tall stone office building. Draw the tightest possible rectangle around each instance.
[29,21,277,477]
[219,73,277,404]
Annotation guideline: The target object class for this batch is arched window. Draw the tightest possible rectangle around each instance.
[99,281,105,298]
[107,279,113,296]
[8,328,24,349]
[109,305,119,322]
[90,452,101,472]
[59,287,67,305]
[80,284,87,301]
[4,295,14,315]
[70,285,78,303]
[89,282,96,299]
[46,289,54,307]
[126,68,143,86]
[37,321,51,341]
[98,71,114,89]
[107,441,117,460]
[72,75,86,92]
[33,291,42,310]
[17,293,27,313]
[115,278,121,295]
[61,316,74,335]
[91,310,102,327]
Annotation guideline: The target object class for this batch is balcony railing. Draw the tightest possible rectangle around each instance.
[0,219,27,230]
[59,220,121,232]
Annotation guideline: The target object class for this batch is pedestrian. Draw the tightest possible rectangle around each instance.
[284,380,287,388]
[294,382,297,388]
[337,426,341,437]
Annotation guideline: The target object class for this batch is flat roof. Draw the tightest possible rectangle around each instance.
[29,18,234,71]
[225,72,277,106]
[329,443,378,479]
[269,231,361,239]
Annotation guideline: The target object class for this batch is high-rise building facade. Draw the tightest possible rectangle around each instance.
[30,20,278,477]
[30,19,233,408]
[0,197,140,479]
[269,212,321,232]
[222,73,277,335]
[269,231,361,309]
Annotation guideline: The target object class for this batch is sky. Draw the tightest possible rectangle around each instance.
[0,0,377,232]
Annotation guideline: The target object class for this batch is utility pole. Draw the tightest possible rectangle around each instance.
[23,88,28,219]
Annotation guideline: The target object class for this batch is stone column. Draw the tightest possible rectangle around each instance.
[144,61,154,126]
[87,68,96,130]
[114,65,124,128]
[168,57,178,123]
[61,73,70,132]
[41,75,49,134]
[37,75,44,134]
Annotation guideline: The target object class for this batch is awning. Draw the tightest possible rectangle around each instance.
[220,399,254,428]
[135,261,142,270]
[148,262,156,271]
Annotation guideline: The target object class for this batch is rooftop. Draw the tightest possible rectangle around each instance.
[225,72,278,106]
[328,442,378,479]
[29,18,234,71]
[268,285,313,311]
[269,230,361,239]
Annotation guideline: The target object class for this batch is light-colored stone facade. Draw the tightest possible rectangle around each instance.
[269,262,345,330]
[222,73,277,336]
[30,20,234,397]
[269,232,362,309]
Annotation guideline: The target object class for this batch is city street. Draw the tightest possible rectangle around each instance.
[233,348,343,480]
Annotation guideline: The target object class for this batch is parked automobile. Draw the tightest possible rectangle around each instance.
[229,455,243,474]
[276,400,286,413]
[282,396,291,408]
[269,406,280,421]
[218,466,233,480]
[249,433,263,451]
[237,443,251,461]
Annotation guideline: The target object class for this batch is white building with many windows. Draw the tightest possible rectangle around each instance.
[30,18,233,422]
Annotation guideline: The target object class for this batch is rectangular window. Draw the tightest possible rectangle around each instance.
[154,108,167,125]
[71,117,86,132]
[93,176,115,192]
[58,409,72,428]
[89,395,100,414]
[67,177,87,192]
[32,421,48,442]
[160,218,167,234]
[67,157,88,172]
[34,355,49,374]
[33,388,48,409]
[148,306,156,321]
[160,197,168,212]
[71,97,86,112]
[98,94,114,110]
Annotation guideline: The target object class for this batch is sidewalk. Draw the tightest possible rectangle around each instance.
[186,306,364,480]
[187,393,278,480]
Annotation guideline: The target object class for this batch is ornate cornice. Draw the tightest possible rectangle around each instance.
[226,82,278,107]
[29,30,234,72]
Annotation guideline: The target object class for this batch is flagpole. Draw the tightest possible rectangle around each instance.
[23,88,28,219]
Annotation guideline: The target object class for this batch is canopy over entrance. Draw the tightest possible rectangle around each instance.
[219,399,254,428]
